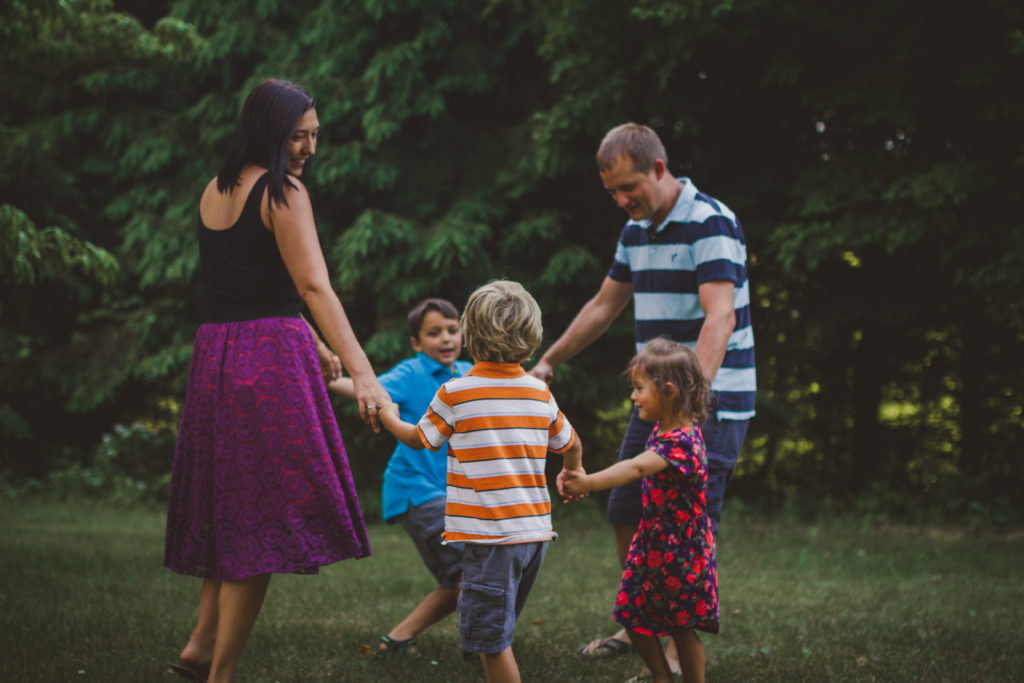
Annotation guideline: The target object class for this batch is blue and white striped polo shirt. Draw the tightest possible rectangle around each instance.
[608,177,756,421]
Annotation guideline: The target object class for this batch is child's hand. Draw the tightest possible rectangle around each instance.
[378,402,399,431]
[317,343,342,380]
[557,467,588,503]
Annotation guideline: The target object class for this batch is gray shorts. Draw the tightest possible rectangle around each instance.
[458,541,549,654]
[394,497,464,589]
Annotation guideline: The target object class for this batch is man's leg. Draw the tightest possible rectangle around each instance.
[700,414,750,532]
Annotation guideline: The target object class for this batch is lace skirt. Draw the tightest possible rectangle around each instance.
[164,316,371,580]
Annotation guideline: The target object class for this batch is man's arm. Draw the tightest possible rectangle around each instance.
[530,277,633,382]
[694,280,736,384]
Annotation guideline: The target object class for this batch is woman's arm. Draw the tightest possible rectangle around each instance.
[267,180,390,430]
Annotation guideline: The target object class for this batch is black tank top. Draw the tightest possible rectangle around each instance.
[198,173,302,323]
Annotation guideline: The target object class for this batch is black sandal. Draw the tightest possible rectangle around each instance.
[168,662,210,682]
[378,635,420,656]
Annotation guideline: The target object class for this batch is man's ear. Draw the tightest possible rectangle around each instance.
[411,336,422,352]
[652,158,667,180]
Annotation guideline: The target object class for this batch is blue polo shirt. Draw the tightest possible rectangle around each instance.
[608,177,756,421]
[378,352,474,521]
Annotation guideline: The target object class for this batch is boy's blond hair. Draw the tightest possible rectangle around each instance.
[461,280,543,364]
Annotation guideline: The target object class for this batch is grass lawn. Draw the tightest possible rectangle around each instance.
[0,498,1020,682]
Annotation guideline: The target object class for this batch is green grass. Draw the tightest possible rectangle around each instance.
[0,499,1021,682]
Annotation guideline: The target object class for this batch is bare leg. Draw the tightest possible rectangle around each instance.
[179,579,219,673]
[481,647,520,683]
[613,524,683,674]
[207,573,271,683]
[664,636,681,675]
[670,629,705,683]
[594,524,640,650]
[593,528,638,651]
[384,587,458,643]
[625,630,674,683]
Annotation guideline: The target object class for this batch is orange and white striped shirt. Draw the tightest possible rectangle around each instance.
[416,362,577,544]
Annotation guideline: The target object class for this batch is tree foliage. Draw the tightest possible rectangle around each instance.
[1,0,1021,514]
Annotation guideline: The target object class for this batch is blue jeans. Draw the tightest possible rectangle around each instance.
[606,405,749,532]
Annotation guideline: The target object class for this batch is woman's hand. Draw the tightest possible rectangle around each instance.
[351,372,391,433]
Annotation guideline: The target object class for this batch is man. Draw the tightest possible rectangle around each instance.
[530,122,755,665]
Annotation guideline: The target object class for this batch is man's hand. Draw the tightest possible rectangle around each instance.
[528,359,555,384]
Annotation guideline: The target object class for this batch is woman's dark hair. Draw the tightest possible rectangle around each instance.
[216,79,315,207]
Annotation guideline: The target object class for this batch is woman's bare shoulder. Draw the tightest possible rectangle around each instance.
[200,176,220,200]
[263,175,314,230]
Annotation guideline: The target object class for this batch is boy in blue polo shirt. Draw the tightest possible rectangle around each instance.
[327,298,472,655]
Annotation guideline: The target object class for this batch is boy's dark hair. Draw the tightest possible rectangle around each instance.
[217,79,316,208]
[407,298,460,338]
[627,337,711,424]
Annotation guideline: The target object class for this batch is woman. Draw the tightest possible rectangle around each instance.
[164,79,391,683]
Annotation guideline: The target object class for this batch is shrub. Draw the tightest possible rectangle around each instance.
[46,421,175,506]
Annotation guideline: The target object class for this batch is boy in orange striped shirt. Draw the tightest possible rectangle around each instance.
[380,279,583,683]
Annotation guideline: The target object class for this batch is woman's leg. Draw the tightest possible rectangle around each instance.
[207,573,272,683]
[669,629,705,683]
[178,579,220,672]
[625,630,674,683]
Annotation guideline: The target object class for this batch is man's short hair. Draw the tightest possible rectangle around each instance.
[596,123,668,174]
[407,298,460,339]
[461,280,543,364]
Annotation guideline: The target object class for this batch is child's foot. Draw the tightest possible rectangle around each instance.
[579,634,631,656]
[625,671,677,683]
[377,634,420,657]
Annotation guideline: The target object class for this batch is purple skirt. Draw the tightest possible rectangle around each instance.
[164,316,371,580]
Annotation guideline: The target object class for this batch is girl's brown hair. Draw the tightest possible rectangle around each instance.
[628,337,711,424]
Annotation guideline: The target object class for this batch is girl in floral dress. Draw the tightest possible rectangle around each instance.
[561,337,717,683]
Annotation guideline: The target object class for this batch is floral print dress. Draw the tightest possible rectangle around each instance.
[612,424,719,635]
